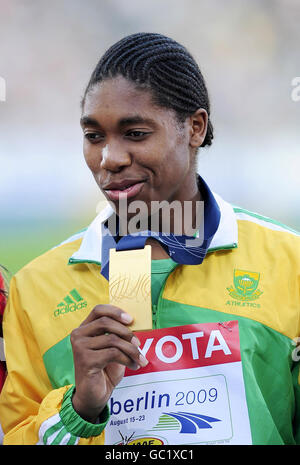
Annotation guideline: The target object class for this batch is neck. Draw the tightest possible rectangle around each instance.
[146,238,170,260]
[115,174,203,236]
[146,180,202,236]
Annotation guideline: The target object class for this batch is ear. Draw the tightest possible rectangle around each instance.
[188,109,208,148]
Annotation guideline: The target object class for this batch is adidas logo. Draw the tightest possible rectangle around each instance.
[54,288,87,317]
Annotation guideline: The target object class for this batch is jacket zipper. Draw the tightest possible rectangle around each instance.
[152,304,158,328]
[152,265,179,329]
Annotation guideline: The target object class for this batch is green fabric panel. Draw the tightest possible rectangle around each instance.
[156,298,296,445]
[292,360,300,442]
[43,335,75,389]
[151,259,178,306]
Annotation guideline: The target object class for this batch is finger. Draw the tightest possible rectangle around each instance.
[76,315,138,342]
[87,346,147,371]
[85,333,147,368]
[80,305,133,327]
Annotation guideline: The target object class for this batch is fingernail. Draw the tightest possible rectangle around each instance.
[121,312,133,324]
[139,354,149,367]
[131,336,141,347]
[131,363,140,371]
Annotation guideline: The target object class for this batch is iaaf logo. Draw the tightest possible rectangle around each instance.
[153,411,221,434]
[116,411,221,444]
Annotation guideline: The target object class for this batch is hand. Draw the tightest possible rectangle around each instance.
[70,304,148,423]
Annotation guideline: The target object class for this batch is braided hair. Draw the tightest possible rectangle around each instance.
[82,32,213,147]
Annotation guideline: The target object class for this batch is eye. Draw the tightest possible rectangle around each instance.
[84,132,104,143]
[125,130,151,139]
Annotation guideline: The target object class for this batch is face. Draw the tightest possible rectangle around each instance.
[81,76,205,218]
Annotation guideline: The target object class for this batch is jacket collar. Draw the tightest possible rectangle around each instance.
[68,179,238,266]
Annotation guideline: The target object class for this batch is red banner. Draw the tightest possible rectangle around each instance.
[125,321,241,377]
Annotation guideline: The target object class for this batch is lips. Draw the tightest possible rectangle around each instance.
[103,179,146,201]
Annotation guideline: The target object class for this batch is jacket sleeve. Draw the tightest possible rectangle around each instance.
[291,336,300,445]
[0,276,109,445]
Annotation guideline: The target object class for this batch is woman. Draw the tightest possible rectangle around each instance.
[0,33,300,445]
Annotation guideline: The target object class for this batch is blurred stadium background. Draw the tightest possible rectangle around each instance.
[0,0,299,275]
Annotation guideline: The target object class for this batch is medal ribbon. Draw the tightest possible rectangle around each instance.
[100,176,220,280]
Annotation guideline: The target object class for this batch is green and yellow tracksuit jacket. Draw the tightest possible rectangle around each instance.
[0,191,300,445]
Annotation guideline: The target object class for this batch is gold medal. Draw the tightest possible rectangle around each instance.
[109,245,152,331]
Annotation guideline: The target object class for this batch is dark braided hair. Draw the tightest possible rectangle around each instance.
[82,32,214,147]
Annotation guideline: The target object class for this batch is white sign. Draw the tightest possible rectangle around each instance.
[104,321,252,445]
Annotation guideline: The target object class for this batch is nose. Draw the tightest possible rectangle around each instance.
[100,141,131,172]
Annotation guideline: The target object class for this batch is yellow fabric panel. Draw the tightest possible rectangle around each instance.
[2,385,70,445]
[78,436,105,445]
[0,240,108,445]
[0,273,72,443]
[163,220,300,340]
[11,239,109,355]
[1,275,55,438]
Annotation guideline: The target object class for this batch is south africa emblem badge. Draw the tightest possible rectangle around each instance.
[227,269,263,301]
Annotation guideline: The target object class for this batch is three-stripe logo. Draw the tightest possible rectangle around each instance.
[53,288,87,317]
